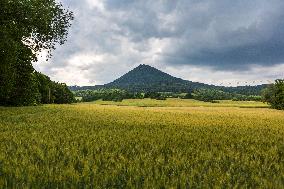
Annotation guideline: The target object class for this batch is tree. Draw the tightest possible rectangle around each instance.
[34,72,75,104]
[9,46,41,106]
[0,0,73,57]
[262,79,284,110]
[52,82,75,104]
[34,72,54,104]
[0,0,73,106]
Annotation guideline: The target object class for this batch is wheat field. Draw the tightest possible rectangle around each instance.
[0,100,283,188]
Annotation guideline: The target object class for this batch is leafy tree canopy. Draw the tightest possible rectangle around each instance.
[0,0,73,60]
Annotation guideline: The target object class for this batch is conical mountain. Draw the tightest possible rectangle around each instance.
[107,64,183,85]
[104,64,208,92]
[69,64,267,95]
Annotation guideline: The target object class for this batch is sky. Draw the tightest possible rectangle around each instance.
[34,0,284,86]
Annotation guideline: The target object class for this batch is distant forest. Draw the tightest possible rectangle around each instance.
[71,65,284,109]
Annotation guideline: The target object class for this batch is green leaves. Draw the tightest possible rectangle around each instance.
[262,79,284,110]
[1,0,74,56]
[0,0,73,106]
[35,72,75,104]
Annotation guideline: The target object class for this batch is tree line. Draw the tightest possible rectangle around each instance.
[73,79,284,110]
[191,89,262,102]
[73,88,262,103]
[0,71,74,106]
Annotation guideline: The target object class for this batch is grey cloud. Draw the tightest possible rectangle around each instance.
[36,0,284,85]
[101,0,284,69]
[156,0,284,69]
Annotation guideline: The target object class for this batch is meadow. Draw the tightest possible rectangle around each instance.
[0,99,284,188]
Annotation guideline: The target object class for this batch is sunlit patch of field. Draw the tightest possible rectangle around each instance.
[0,101,283,188]
[93,98,269,108]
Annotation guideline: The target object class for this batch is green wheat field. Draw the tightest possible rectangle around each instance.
[0,99,284,188]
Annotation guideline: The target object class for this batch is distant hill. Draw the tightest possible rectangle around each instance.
[69,64,268,95]
[108,64,184,86]
[104,64,213,92]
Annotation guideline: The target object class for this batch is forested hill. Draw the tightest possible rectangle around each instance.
[69,64,268,95]
[103,64,212,92]
[108,64,185,86]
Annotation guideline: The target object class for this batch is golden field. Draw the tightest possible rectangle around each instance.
[0,99,283,188]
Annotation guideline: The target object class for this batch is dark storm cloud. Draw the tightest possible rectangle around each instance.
[158,0,284,69]
[35,0,284,85]
[163,39,284,70]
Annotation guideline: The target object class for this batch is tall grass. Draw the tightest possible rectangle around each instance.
[0,102,283,188]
